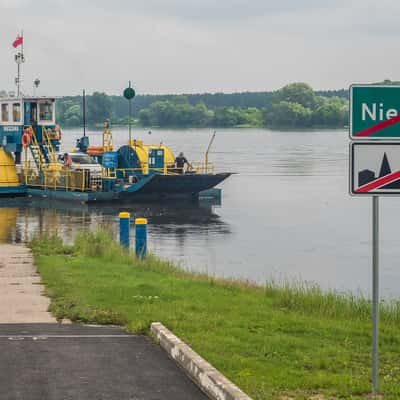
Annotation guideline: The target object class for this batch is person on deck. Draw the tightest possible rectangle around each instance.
[175,152,191,174]
[63,153,72,168]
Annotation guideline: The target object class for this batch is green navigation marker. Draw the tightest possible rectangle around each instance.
[124,87,135,100]
[351,85,400,139]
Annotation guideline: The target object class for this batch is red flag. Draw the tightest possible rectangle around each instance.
[12,35,23,48]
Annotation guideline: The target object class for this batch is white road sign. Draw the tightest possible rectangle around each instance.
[350,142,400,195]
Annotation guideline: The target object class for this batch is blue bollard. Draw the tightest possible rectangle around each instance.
[135,218,147,258]
[119,212,130,249]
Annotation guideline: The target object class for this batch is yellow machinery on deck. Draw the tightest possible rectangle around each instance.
[0,148,20,188]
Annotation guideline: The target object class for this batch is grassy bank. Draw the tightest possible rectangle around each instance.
[30,231,400,400]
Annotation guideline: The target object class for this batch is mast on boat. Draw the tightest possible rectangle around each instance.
[13,31,25,97]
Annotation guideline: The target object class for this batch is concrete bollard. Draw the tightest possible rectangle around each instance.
[119,212,130,249]
[135,218,147,258]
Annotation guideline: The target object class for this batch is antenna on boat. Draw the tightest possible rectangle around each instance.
[13,30,25,97]
[205,131,216,173]
[83,89,86,137]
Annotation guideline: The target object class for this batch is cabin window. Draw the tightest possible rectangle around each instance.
[30,103,38,125]
[39,102,53,121]
[12,103,21,122]
[1,104,9,122]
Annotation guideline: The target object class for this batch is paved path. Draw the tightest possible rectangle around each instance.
[0,324,207,400]
[0,244,55,323]
[0,245,208,399]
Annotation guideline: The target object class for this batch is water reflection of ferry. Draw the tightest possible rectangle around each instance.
[0,197,230,244]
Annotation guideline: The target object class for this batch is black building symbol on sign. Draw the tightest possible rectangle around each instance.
[379,152,391,177]
[359,169,375,186]
[358,152,400,189]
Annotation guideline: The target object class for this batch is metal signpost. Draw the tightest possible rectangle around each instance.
[14,32,25,97]
[350,84,400,394]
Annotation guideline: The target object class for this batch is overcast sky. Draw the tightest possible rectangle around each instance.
[1,0,399,96]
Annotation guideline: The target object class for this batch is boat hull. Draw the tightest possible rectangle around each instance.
[121,172,231,200]
[25,173,231,203]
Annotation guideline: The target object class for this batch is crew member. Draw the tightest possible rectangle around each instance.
[63,153,72,168]
[175,152,191,174]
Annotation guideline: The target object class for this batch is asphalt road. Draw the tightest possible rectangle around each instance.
[0,324,208,400]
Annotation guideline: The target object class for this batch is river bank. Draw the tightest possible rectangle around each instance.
[30,230,400,400]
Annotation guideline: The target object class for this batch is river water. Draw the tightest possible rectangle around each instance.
[2,128,399,297]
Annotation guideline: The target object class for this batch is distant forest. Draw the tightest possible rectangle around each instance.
[55,83,349,129]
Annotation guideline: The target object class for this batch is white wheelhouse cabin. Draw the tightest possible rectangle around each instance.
[0,96,56,127]
[0,96,58,160]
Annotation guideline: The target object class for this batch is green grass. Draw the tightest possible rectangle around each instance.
[30,230,400,400]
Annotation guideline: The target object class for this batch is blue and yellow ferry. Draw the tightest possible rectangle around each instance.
[0,95,230,202]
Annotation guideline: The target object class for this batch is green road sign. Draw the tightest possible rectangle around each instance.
[123,87,135,100]
[351,85,400,139]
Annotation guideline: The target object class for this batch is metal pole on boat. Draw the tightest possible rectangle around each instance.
[17,63,20,97]
[14,30,25,97]
[129,81,132,143]
[205,131,216,173]
[19,30,23,96]
[83,89,86,137]
[123,82,136,145]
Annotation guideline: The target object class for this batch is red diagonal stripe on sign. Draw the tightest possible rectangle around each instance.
[356,170,400,193]
[354,115,400,137]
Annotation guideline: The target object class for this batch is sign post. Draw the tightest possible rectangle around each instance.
[349,84,400,394]
[372,195,379,394]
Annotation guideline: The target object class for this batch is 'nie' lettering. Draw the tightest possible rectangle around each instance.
[362,103,398,121]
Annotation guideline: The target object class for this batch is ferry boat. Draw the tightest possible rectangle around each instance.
[0,36,230,203]
[0,96,231,202]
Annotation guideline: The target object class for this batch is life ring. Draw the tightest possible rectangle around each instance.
[23,127,33,138]
[22,132,31,148]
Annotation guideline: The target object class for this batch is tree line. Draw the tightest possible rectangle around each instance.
[0,83,348,128]
[138,84,349,128]
[54,83,349,129]
[5,80,400,128]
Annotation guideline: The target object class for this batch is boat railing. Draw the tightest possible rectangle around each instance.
[191,162,215,174]
[42,126,59,164]
[115,164,214,177]
[115,168,143,178]
[22,167,93,192]
[29,127,47,170]
[20,161,216,192]
[149,167,180,176]
[115,167,181,177]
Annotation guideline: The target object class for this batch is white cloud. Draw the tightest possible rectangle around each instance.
[0,0,30,9]
[0,0,399,95]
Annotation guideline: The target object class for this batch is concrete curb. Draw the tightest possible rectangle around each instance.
[150,322,253,400]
